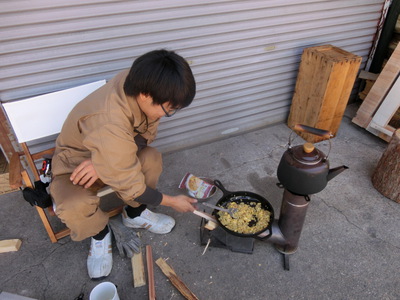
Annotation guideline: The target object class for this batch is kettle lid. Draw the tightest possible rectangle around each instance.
[291,142,324,165]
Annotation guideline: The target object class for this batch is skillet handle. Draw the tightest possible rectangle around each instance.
[213,180,232,195]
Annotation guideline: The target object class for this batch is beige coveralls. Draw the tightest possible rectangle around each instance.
[50,70,162,241]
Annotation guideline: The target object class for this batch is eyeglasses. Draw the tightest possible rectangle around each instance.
[161,103,179,117]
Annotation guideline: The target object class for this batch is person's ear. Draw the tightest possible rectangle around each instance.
[138,93,152,103]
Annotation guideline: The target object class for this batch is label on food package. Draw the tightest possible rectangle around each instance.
[179,173,216,199]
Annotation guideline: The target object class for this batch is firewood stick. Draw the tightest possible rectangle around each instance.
[146,245,156,300]
[155,258,199,300]
[193,210,217,224]
[131,248,146,287]
[204,220,218,231]
[0,239,22,253]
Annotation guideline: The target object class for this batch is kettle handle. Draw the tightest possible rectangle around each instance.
[288,124,333,159]
[292,124,332,138]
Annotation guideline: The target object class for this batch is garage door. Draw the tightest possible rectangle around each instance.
[0,0,386,152]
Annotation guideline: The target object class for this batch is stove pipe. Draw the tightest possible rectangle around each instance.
[274,189,310,254]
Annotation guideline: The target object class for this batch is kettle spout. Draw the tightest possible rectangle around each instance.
[327,165,349,182]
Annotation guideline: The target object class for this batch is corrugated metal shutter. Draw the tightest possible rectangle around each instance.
[0,0,385,152]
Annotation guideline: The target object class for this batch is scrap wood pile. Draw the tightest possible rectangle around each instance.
[109,217,199,299]
[352,43,400,142]
[353,43,400,204]
[132,245,199,300]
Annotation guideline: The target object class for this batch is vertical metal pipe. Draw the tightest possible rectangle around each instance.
[274,189,310,254]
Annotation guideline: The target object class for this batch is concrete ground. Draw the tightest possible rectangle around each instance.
[1,105,399,300]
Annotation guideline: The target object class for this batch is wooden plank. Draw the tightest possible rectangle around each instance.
[352,43,400,128]
[131,248,146,287]
[290,47,333,132]
[368,123,395,138]
[8,152,22,189]
[146,245,156,300]
[315,58,350,133]
[326,55,362,134]
[156,258,199,300]
[358,70,379,81]
[369,76,400,131]
[0,239,22,253]
[365,72,400,141]
[358,80,375,100]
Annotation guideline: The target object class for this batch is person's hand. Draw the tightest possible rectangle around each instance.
[70,159,99,188]
[161,194,197,213]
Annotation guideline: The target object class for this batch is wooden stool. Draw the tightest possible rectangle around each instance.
[371,129,400,203]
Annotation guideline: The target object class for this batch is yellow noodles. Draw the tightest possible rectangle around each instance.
[217,202,271,234]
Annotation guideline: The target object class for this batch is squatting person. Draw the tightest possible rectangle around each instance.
[50,49,197,279]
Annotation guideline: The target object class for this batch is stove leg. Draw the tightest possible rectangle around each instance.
[283,253,290,271]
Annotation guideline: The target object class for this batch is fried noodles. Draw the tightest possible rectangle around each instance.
[217,201,271,234]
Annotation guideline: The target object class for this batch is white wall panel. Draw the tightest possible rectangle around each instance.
[0,0,385,152]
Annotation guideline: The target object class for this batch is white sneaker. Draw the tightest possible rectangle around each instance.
[87,231,112,279]
[122,207,175,234]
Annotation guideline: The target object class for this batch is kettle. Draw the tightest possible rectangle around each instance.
[277,124,348,195]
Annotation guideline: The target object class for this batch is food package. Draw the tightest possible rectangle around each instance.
[179,173,216,199]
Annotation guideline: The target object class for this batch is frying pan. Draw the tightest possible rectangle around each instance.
[212,180,274,238]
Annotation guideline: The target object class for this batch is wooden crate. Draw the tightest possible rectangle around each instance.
[288,45,362,143]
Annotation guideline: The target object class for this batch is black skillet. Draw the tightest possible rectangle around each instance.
[212,180,274,238]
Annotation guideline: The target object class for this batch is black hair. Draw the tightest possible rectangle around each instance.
[124,49,196,109]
